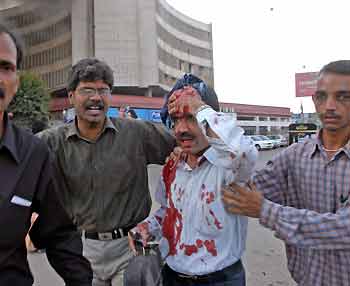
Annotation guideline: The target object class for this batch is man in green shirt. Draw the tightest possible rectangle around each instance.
[38,58,175,285]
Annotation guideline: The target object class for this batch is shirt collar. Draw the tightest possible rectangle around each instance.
[65,116,118,140]
[308,131,322,158]
[309,129,350,159]
[0,113,20,164]
[178,154,207,171]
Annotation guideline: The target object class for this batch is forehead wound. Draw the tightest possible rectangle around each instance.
[173,87,198,98]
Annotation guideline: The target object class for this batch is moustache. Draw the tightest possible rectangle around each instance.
[84,101,105,109]
[321,111,341,119]
[177,132,194,141]
[0,88,4,99]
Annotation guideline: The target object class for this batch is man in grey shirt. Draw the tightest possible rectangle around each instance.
[38,58,175,285]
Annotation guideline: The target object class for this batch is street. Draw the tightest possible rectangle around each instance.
[28,148,296,286]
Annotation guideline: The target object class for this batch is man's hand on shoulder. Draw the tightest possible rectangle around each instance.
[222,182,263,218]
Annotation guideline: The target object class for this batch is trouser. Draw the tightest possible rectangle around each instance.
[162,260,246,286]
[82,236,133,286]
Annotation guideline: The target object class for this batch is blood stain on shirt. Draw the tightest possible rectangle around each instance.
[201,185,215,204]
[155,215,163,225]
[205,192,215,204]
[204,240,217,256]
[209,209,223,230]
[196,239,203,248]
[183,105,190,114]
[138,222,149,233]
[162,158,183,256]
[180,239,217,257]
[176,187,185,202]
[180,243,198,256]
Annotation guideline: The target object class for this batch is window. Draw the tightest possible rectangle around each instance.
[241,126,256,135]
[237,116,255,121]
[259,126,268,134]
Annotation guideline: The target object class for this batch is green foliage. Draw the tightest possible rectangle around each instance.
[8,71,50,130]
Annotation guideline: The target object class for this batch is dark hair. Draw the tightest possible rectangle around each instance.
[127,109,138,119]
[0,23,24,69]
[67,58,114,92]
[203,86,220,112]
[319,60,350,76]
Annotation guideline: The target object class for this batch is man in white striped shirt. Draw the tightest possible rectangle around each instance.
[130,74,257,286]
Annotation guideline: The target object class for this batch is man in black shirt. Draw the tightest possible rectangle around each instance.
[0,24,92,285]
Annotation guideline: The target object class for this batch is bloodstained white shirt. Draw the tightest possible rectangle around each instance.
[144,107,258,275]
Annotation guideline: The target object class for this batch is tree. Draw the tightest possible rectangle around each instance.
[8,71,50,131]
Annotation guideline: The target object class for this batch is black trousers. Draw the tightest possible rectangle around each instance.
[162,260,245,286]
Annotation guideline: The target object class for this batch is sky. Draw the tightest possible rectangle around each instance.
[167,0,350,113]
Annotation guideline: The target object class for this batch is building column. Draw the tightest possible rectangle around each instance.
[145,87,153,97]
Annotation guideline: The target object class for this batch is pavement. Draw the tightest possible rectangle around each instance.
[28,148,296,286]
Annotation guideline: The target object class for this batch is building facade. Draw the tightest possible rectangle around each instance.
[1,0,290,134]
[291,112,321,127]
[0,0,74,90]
[0,0,214,94]
[220,103,291,135]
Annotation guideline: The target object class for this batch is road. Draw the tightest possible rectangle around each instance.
[28,148,296,286]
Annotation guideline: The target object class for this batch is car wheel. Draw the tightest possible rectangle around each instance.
[255,144,261,151]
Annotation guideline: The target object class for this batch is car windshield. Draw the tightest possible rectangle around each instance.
[250,136,260,141]
[258,135,269,140]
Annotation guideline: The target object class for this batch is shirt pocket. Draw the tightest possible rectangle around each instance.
[194,185,226,238]
[0,197,32,244]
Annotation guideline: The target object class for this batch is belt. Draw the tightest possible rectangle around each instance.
[166,259,243,282]
[84,226,133,241]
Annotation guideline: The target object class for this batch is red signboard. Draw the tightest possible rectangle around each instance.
[295,72,318,97]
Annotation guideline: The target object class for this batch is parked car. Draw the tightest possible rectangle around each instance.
[279,136,288,147]
[265,135,280,148]
[267,134,288,147]
[267,135,282,148]
[257,135,278,149]
[266,135,281,148]
[247,135,274,151]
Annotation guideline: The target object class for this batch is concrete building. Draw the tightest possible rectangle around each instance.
[0,0,73,90]
[291,112,321,127]
[0,0,214,94]
[1,0,290,134]
[219,103,291,135]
